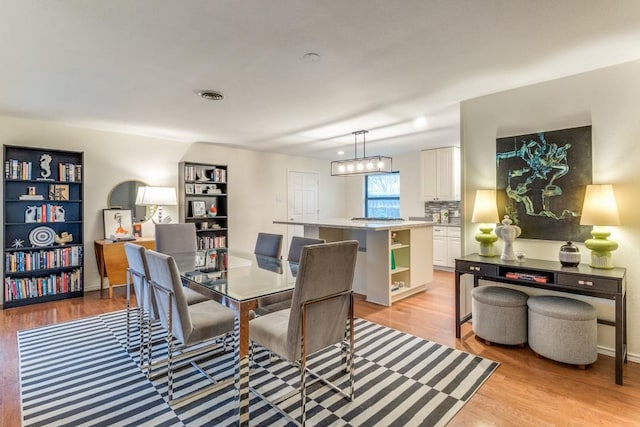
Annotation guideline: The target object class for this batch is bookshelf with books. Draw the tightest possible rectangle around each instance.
[3,145,84,308]
[179,162,228,252]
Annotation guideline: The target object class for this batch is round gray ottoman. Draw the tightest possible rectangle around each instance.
[527,296,597,367]
[471,286,529,346]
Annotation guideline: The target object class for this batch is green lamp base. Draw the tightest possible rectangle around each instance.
[584,228,618,269]
[476,226,499,257]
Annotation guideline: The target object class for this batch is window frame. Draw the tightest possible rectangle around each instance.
[364,171,400,218]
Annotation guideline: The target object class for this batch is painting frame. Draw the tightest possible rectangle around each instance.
[103,208,134,239]
[496,125,592,242]
[49,184,70,201]
[190,200,207,218]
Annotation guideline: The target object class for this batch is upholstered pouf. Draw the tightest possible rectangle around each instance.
[527,296,597,368]
[471,286,529,346]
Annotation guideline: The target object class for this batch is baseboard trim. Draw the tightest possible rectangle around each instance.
[597,345,639,364]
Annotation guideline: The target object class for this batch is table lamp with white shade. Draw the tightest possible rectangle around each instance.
[471,189,500,256]
[580,184,620,269]
[135,186,177,224]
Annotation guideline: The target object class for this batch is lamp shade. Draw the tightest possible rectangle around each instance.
[135,186,177,206]
[580,184,620,226]
[471,190,499,223]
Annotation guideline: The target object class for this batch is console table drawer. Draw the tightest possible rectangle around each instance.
[456,261,498,276]
[556,273,619,293]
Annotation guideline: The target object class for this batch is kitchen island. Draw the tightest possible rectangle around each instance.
[273,218,434,305]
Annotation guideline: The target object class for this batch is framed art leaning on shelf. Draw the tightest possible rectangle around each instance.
[190,200,207,217]
[103,209,133,239]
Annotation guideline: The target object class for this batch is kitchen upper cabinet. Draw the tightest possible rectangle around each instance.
[421,147,460,201]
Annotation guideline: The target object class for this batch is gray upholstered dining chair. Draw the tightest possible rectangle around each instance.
[254,236,326,316]
[145,249,236,404]
[249,240,359,426]
[124,243,155,361]
[124,242,211,375]
[154,223,208,305]
[286,236,326,263]
[155,223,199,253]
[254,232,283,258]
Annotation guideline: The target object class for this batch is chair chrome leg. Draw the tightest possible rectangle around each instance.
[166,296,174,402]
[300,305,308,426]
[249,342,254,369]
[138,306,144,368]
[300,361,307,426]
[145,314,154,377]
[348,293,355,400]
[126,272,132,350]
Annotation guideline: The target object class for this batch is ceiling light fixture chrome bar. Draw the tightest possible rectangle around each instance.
[331,130,393,176]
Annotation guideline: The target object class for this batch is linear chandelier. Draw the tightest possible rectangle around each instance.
[331,130,393,176]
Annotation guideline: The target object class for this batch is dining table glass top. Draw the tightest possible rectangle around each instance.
[169,249,297,302]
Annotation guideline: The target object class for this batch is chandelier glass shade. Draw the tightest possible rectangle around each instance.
[331,130,393,176]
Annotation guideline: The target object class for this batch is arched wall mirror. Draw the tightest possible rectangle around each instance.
[108,180,147,222]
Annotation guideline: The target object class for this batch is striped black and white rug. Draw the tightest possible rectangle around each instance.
[18,310,498,426]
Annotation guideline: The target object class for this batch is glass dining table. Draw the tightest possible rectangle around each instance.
[168,249,297,426]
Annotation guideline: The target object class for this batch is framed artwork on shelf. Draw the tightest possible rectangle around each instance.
[195,250,206,267]
[190,200,207,218]
[103,209,134,239]
[185,183,194,194]
[49,184,70,200]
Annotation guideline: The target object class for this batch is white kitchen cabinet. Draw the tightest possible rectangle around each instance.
[447,227,461,266]
[432,227,448,266]
[433,225,461,269]
[421,147,460,201]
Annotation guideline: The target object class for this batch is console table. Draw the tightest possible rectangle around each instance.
[455,253,627,385]
[94,237,155,298]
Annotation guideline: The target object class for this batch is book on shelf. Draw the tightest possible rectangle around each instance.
[58,163,82,182]
[4,267,82,301]
[19,195,44,200]
[5,246,83,272]
[504,272,548,283]
[105,236,136,242]
[5,159,34,180]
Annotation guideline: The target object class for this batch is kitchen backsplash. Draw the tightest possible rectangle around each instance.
[424,201,461,224]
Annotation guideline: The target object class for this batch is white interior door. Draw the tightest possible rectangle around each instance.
[287,171,319,254]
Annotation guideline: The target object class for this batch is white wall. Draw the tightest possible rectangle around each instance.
[0,115,344,292]
[460,59,640,360]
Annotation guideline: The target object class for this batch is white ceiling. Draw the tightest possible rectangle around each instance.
[1,1,640,160]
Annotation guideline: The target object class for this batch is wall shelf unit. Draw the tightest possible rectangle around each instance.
[3,145,84,309]
[179,162,228,251]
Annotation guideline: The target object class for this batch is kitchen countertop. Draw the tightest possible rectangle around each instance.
[408,217,461,227]
[273,217,433,231]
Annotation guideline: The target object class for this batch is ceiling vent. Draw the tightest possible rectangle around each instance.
[197,90,225,101]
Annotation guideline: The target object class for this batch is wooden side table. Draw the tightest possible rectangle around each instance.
[94,238,156,298]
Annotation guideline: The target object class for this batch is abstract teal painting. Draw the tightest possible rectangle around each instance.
[496,125,592,241]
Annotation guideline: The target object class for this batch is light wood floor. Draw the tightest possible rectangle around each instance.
[2,270,639,426]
